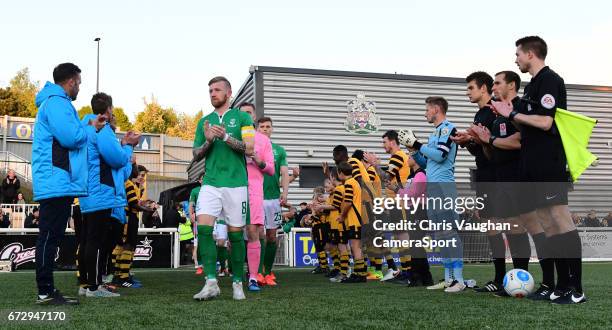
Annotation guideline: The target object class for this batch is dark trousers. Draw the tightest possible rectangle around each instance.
[73,205,88,286]
[83,209,112,289]
[125,213,139,249]
[35,197,73,296]
[104,218,124,276]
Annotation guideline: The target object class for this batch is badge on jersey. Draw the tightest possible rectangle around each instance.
[499,123,507,136]
[440,127,449,136]
[541,94,556,109]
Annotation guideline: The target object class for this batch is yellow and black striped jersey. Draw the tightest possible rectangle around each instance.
[367,166,383,198]
[310,215,322,226]
[125,180,141,214]
[319,194,334,223]
[328,185,344,231]
[348,157,371,183]
[342,177,362,228]
[385,150,410,198]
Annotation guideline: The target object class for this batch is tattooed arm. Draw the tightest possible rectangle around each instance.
[225,135,246,154]
[192,141,212,162]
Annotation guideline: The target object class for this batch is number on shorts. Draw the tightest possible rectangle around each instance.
[274,212,282,226]
[242,201,247,215]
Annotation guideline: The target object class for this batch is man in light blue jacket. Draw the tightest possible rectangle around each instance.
[78,92,140,298]
[32,63,106,305]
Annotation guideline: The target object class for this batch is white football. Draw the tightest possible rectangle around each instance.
[503,268,535,298]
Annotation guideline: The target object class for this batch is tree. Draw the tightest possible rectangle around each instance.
[0,87,27,117]
[134,96,178,134]
[77,105,92,119]
[113,107,133,131]
[166,110,202,140]
[9,68,39,117]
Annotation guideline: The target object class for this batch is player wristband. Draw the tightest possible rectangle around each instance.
[488,136,497,145]
[223,133,229,142]
[509,110,518,121]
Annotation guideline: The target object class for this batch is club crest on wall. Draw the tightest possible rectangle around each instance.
[345,93,381,135]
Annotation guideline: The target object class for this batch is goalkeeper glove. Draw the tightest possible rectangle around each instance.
[398,129,422,150]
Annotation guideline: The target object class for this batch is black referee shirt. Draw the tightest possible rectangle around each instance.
[516,66,567,150]
[469,100,497,169]
[490,97,521,165]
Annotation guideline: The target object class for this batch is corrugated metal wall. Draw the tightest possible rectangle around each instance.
[241,66,612,214]
[232,71,256,110]
[6,141,32,160]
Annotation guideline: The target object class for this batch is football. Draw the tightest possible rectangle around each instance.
[503,269,535,298]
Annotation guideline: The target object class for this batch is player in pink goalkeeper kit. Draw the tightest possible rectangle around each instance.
[241,103,275,291]
[246,131,275,221]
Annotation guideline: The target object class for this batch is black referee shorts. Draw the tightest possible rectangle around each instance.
[490,161,522,218]
[474,166,496,219]
[519,148,569,214]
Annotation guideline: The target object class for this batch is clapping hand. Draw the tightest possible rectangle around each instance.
[490,101,513,118]
[450,130,472,146]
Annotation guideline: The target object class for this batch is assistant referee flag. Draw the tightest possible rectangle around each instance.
[554,108,598,182]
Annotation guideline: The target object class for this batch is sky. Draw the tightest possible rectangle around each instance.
[1,0,611,120]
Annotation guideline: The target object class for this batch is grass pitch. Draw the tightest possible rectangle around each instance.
[1,263,610,329]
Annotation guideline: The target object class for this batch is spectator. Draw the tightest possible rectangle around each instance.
[16,192,26,205]
[14,192,26,212]
[25,207,40,228]
[281,204,298,233]
[582,210,601,227]
[571,212,583,227]
[0,212,9,228]
[295,202,311,228]
[2,169,20,203]
[142,202,162,228]
[163,201,185,228]
[604,212,612,227]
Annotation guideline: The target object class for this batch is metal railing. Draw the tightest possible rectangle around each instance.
[0,151,32,183]
[1,203,38,229]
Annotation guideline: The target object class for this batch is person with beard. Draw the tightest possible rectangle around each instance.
[32,63,105,305]
[192,76,255,301]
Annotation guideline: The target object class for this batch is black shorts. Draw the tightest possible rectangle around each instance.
[519,148,569,213]
[311,223,329,250]
[339,225,362,244]
[490,161,522,218]
[474,166,496,218]
[109,217,124,249]
[329,229,340,245]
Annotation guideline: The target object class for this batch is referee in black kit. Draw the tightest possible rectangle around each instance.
[472,71,533,296]
[452,71,497,220]
[492,36,585,304]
